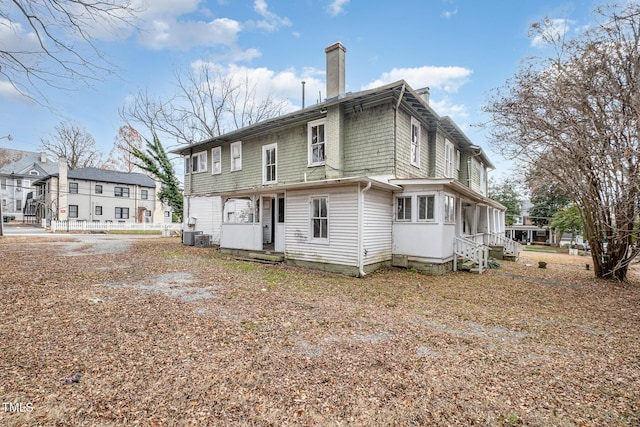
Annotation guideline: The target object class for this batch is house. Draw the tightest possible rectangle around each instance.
[0,149,58,222]
[506,200,554,244]
[174,42,517,276]
[32,160,171,225]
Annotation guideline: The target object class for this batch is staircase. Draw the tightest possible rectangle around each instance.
[487,233,523,260]
[454,236,489,274]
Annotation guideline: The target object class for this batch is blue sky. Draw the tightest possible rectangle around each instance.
[0,0,599,176]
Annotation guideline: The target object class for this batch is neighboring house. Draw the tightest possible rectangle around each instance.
[174,42,515,276]
[32,160,171,224]
[0,149,58,221]
[506,200,554,244]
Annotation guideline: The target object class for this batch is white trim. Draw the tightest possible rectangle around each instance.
[211,146,221,175]
[309,195,329,243]
[230,141,242,172]
[410,117,420,167]
[190,151,207,174]
[444,139,455,178]
[262,143,277,184]
[307,118,326,166]
[417,194,436,222]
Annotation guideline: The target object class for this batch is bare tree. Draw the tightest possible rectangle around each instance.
[40,121,103,169]
[120,63,289,145]
[484,3,640,280]
[103,125,144,172]
[0,0,138,104]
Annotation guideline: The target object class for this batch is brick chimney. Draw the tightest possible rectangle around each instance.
[325,42,346,99]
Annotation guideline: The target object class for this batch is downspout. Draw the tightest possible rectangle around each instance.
[358,180,372,277]
[393,83,406,177]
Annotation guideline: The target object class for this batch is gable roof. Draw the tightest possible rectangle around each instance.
[35,167,156,188]
[0,148,58,176]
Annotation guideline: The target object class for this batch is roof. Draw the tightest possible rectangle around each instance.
[170,80,492,163]
[36,167,156,188]
[0,148,58,176]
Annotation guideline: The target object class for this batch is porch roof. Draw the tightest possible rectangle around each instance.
[211,176,401,198]
[389,178,506,211]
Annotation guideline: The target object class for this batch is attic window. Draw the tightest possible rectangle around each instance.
[308,119,326,166]
[29,170,39,176]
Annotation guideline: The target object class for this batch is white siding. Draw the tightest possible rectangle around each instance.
[362,188,392,266]
[285,186,359,267]
[186,195,222,243]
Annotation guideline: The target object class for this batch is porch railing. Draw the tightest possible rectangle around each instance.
[51,220,181,234]
[454,235,489,274]
[487,233,523,256]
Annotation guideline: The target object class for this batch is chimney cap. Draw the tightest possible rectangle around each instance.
[325,41,346,53]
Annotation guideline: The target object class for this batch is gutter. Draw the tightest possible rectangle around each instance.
[358,180,372,277]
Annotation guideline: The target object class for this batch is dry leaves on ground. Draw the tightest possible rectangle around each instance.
[0,236,639,426]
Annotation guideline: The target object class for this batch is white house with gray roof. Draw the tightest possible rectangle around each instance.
[32,160,170,225]
[0,148,58,221]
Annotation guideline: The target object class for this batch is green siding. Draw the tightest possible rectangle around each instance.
[343,102,395,177]
[394,107,430,179]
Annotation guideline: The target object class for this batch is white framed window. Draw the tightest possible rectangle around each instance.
[141,189,148,200]
[262,143,277,184]
[95,206,102,216]
[410,117,420,167]
[114,187,130,198]
[444,139,455,178]
[115,207,129,219]
[308,119,326,166]
[444,195,455,223]
[310,196,328,241]
[69,205,78,218]
[396,196,412,221]
[211,146,222,175]
[230,141,242,171]
[456,150,461,172]
[190,151,207,174]
[69,182,78,194]
[418,195,435,221]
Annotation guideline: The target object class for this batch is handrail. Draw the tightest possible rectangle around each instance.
[488,233,523,256]
[454,235,489,274]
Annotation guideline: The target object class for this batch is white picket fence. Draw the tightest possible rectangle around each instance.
[50,220,182,234]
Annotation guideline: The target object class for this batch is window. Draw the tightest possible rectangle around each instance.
[16,179,22,190]
[410,117,420,167]
[145,210,152,217]
[16,200,22,211]
[95,184,103,194]
[444,195,455,223]
[396,196,412,221]
[190,151,207,174]
[278,197,285,223]
[69,182,78,194]
[164,211,171,218]
[308,119,326,165]
[418,195,435,221]
[115,187,130,198]
[444,139,455,178]
[0,178,5,190]
[311,197,328,240]
[115,207,129,219]
[456,150,461,172]
[230,141,242,171]
[95,206,102,216]
[29,170,38,176]
[69,205,78,218]
[141,189,148,200]
[263,144,277,184]
[211,146,222,175]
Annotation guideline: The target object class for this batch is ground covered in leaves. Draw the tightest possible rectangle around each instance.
[1,236,639,426]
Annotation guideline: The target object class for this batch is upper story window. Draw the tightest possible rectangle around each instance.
[474,160,486,195]
[115,187,130,198]
[211,146,221,175]
[308,119,326,166]
[190,151,207,174]
[230,141,242,171]
[418,195,435,221]
[16,178,22,190]
[0,178,5,190]
[262,143,277,184]
[69,182,78,194]
[29,170,38,176]
[141,189,148,200]
[410,117,421,167]
[444,139,455,178]
[396,196,412,221]
[95,184,103,194]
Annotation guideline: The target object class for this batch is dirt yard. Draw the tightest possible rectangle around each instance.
[1,236,639,426]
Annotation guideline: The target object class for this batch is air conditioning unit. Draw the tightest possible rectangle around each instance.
[183,230,202,246]
[194,234,211,247]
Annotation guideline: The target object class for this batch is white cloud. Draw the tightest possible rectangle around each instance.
[530,18,573,48]
[363,65,472,93]
[138,17,241,50]
[327,0,350,16]
[429,97,469,120]
[253,0,291,31]
[442,9,458,18]
[0,81,31,103]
